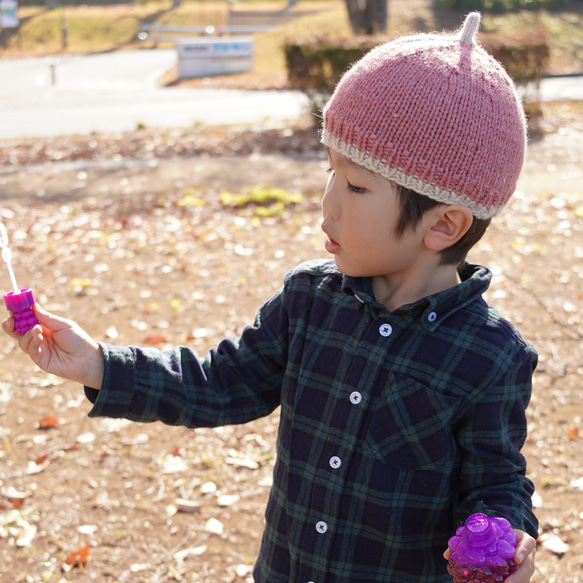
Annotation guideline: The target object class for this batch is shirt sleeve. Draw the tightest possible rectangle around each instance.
[454,345,539,539]
[84,286,289,428]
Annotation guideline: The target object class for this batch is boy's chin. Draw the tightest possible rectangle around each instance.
[332,258,372,278]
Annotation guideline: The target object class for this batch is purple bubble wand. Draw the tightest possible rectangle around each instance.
[0,223,40,335]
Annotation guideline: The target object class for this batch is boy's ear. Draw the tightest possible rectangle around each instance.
[423,205,474,252]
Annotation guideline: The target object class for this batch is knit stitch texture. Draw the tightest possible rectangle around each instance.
[321,12,526,219]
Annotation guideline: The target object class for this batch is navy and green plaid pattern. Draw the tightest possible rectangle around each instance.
[86,260,538,582]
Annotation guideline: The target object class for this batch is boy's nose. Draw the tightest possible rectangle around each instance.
[321,190,336,220]
[322,179,340,220]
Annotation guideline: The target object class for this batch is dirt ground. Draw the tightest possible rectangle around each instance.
[0,106,582,583]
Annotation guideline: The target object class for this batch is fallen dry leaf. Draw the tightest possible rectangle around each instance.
[2,486,27,502]
[175,498,202,513]
[37,416,59,429]
[226,456,259,470]
[144,335,168,345]
[64,544,90,567]
[205,518,224,535]
[26,458,50,475]
[217,493,240,507]
[35,453,49,465]
[540,533,570,556]
[174,545,207,562]
[16,524,37,547]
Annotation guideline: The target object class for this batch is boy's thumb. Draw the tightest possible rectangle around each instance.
[33,304,73,330]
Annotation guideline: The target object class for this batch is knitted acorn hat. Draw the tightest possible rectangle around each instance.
[321,12,526,219]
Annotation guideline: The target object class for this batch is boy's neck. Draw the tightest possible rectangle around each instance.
[371,262,462,312]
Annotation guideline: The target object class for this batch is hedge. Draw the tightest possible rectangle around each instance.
[284,32,550,122]
[436,0,566,11]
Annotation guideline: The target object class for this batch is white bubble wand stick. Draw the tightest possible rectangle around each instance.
[1,227,20,294]
[0,223,39,335]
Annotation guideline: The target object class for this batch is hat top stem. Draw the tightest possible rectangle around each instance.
[460,12,481,45]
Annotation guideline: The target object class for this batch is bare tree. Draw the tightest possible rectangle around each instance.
[345,0,388,35]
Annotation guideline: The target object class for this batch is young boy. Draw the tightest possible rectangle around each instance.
[4,12,538,583]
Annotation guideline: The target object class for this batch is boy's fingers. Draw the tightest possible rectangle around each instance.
[2,316,14,334]
[2,315,20,340]
[33,304,73,330]
[514,530,536,564]
[18,325,38,350]
[504,530,536,583]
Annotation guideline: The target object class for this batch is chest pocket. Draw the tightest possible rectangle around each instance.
[364,372,460,470]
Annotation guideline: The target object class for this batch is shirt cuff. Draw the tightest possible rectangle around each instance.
[84,342,137,418]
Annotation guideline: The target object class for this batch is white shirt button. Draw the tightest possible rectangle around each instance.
[349,391,362,405]
[379,323,392,337]
[316,521,328,533]
[329,456,342,469]
[427,311,437,322]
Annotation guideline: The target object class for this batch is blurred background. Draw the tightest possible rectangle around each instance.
[1,0,582,582]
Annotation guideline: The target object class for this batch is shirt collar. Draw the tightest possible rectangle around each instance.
[340,262,492,330]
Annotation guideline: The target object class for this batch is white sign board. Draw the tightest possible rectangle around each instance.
[177,37,254,79]
[0,0,18,28]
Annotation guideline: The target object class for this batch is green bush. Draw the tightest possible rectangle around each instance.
[284,36,389,117]
[285,32,550,123]
[436,0,567,11]
[481,30,550,87]
[285,36,388,92]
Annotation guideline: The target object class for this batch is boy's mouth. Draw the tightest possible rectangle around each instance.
[321,223,339,254]
[325,238,340,254]
[322,230,340,254]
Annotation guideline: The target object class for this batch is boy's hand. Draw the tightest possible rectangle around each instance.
[505,529,536,583]
[2,304,104,390]
[443,528,536,582]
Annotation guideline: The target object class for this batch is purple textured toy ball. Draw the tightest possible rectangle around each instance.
[4,288,39,336]
[447,513,518,583]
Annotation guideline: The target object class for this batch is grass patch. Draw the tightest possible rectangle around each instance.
[482,8,583,73]
[2,0,583,75]
[156,1,230,29]
[13,3,165,54]
[254,4,350,75]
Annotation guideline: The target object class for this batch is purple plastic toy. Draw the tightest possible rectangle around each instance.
[4,288,39,336]
[447,513,518,583]
[1,223,40,336]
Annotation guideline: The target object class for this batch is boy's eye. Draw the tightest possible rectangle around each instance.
[324,167,365,193]
[347,182,366,194]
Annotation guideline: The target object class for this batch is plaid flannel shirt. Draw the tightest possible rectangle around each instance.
[86,260,538,582]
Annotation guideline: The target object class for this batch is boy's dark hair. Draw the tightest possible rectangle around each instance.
[394,184,491,266]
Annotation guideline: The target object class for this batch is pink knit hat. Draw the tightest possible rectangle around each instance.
[321,12,526,219]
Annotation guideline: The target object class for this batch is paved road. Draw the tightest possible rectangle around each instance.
[539,74,583,102]
[0,49,581,140]
[0,49,310,140]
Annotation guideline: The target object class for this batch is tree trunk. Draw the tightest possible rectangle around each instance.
[345,0,387,35]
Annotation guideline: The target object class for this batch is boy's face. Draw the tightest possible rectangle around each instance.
[321,149,427,280]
